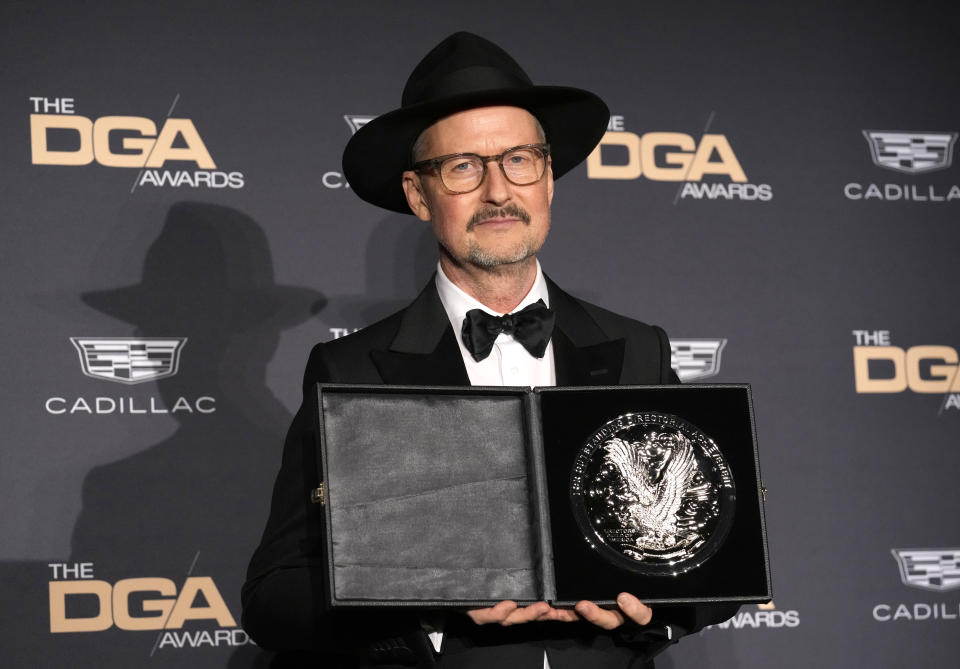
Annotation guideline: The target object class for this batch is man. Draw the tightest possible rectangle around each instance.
[243,32,736,667]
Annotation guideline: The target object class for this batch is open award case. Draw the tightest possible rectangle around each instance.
[313,384,770,608]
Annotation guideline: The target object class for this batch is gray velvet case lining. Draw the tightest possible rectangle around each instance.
[322,392,541,601]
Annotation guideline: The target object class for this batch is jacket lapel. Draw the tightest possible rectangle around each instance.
[370,275,625,387]
[370,278,470,385]
[547,278,625,386]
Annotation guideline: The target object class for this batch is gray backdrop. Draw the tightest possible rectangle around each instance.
[2,1,958,667]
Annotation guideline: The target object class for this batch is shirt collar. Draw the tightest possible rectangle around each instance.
[435,260,550,334]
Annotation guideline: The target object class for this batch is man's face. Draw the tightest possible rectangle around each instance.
[402,106,554,271]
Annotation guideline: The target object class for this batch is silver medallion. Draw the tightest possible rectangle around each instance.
[570,412,735,576]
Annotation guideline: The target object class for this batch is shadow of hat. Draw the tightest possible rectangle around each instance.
[82,202,325,328]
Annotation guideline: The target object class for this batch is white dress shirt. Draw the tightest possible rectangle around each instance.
[435,260,556,388]
[430,261,556,668]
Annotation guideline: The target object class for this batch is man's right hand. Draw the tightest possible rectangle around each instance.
[467,600,579,626]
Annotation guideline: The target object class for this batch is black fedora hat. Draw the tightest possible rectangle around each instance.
[342,31,609,214]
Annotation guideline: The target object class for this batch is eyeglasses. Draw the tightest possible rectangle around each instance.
[411,143,550,194]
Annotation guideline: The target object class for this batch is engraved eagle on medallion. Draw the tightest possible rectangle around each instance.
[572,412,734,573]
[602,432,698,548]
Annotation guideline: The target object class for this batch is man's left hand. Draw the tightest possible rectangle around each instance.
[575,593,653,630]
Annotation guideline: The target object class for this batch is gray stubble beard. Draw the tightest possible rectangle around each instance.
[466,239,538,268]
[462,203,546,268]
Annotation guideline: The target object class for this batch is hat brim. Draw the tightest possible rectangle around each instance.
[342,86,609,214]
[82,284,326,328]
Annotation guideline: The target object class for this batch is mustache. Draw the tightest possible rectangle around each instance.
[467,205,531,230]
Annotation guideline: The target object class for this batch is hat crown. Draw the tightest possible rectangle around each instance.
[138,203,275,292]
[401,32,533,107]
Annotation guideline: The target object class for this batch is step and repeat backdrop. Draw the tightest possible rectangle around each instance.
[2,1,957,667]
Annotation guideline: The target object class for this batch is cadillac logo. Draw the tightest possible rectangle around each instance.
[670,339,727,382]
[892,549,960,592]
[343,115,375,134]
[70,337,187,385]
[570,412,735,576]
[863,131,958,174]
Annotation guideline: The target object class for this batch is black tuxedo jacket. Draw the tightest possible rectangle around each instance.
[242,277,736,668]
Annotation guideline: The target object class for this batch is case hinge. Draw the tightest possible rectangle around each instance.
[311,483,325,506]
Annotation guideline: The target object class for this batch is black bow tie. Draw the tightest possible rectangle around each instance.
[461,299,556,362]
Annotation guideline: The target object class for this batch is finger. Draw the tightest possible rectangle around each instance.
[502,601,552,626]
[575,599,625,630]
[616,592,653,626]
[536,607,580,622]
[467,600,519,625]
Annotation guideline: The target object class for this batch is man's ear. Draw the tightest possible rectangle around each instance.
[402,171,432,222]
[546,158,554,206]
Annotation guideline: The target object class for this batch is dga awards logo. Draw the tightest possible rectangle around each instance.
[851,330,960,414]
[873,549,960,622]
[47,561,251,650]
[28,96,244,189]
[585,113,772,201]
[322,114,377,189]
[705,601,800,630]
[45,337,216,416]
[329,327,361,340]
[670,339,727,381]
[70,338,185,385]
[844,130,960,202]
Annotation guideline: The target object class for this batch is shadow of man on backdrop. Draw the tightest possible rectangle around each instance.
[225,211,436,669]
[322,212,437,328]
[65,202,324,668]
